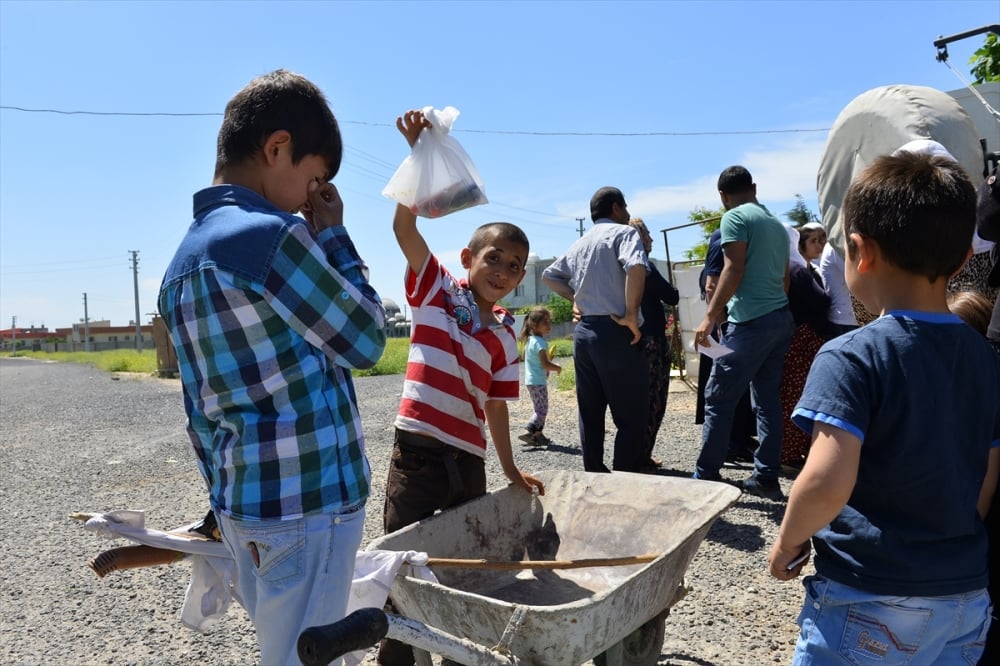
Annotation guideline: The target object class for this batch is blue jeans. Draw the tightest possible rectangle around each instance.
[696,306,793,481]
[793,575,991,665]
[574,315,649,472]
[218,505,365,666]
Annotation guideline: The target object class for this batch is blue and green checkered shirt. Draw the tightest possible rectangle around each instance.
[158,185,386,521]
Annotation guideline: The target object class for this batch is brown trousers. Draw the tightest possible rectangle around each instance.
[378,428,487,666]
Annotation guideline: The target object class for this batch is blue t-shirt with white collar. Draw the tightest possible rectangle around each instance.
[792,310,1000,596]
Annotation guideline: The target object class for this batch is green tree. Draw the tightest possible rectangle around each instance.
[969,33,1000,85]
[784,194,819,226]
[682,206,725,261]
[545,293,575,324]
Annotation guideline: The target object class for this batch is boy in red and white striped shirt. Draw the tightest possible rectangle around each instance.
[379,113,547,665]
[382,108,545,546]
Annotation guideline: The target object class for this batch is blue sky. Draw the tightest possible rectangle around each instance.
[0,0,996,330]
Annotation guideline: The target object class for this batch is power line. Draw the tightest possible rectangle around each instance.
[459,128,830,137]
[345,145,398,170]
[0,105,831,136]
[0,106,219,117]
[486,201,567,218]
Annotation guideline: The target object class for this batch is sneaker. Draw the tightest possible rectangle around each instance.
[518,432,537,446]
[737,475,785,501]
[692,470,723,482]
[533,433,553,446]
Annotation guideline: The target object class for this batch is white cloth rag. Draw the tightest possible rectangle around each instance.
[82,511,437,661]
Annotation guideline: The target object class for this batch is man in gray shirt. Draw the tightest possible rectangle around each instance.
[542,186,649,472]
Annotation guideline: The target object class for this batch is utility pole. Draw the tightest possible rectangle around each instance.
[10,315,16,355]
[129,250,142,352]
[83,293,90,352]
[576,217,586,238]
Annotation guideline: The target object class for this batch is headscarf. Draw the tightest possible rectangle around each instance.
[786,225,807,268]
[892,139,993,255]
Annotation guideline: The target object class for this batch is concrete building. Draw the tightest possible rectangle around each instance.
[64,320,155,352]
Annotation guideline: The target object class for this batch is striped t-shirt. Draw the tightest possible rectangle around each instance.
[394,253,520,457]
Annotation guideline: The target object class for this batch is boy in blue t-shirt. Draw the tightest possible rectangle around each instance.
[768,150,1000,664]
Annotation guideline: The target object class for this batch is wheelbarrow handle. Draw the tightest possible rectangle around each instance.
[298,607,389,666]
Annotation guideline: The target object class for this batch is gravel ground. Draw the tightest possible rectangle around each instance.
[0,356,804,665]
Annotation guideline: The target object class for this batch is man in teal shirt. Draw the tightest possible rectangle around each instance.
[693,166,794,500]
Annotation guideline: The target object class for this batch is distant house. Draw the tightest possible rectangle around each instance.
[0,325,62,352]
[1,321,156,353]
[67,320,154,352]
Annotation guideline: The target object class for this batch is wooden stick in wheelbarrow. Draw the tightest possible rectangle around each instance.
[424,553,660,570]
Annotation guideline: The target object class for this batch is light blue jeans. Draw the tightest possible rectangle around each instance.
[793,574,991,665]
[696,306,794,481]
[218,505,365,666]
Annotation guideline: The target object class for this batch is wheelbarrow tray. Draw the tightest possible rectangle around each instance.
[367,470,740,665]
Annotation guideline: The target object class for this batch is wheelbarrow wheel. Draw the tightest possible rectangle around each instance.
[593,608,668,666]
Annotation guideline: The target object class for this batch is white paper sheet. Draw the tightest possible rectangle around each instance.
[690,340,734,360]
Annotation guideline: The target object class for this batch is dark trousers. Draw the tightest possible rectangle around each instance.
[573,316,649,473]
[643,334,670,461]
[696,329,755,451]
[379,429,486,666]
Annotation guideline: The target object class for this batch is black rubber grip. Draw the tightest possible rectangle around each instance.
[297,607,390,666]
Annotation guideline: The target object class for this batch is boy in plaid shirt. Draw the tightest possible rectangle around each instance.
[159,70,386,665]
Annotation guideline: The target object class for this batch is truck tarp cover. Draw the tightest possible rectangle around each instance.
[817,84,982,258]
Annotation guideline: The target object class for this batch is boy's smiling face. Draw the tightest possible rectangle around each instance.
[461,235,527,310]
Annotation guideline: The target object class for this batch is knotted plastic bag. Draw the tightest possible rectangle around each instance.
[382,106,488,218]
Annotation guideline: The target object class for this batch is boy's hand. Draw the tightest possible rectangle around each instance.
[768,540,810,581]
[303,180,344,232]
[509,471,546,496]
[397,110,431,147]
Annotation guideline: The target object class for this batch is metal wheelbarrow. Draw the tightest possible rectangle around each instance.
[299,469,740,666]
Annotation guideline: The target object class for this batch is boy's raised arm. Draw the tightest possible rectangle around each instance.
[393,110,432,274]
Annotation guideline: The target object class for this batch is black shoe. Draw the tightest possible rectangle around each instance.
[737,475,785,501]
[725,448,755,465]
[534,433,554,446]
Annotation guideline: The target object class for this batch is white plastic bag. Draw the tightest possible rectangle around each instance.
[382,106,488,218]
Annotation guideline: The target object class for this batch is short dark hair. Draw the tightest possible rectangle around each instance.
[590,187,625,222]
[717,166,754,194]
[797,226,824,254]
[468,222,529,256]
[843,152,976,283]
[215,69,343,179]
